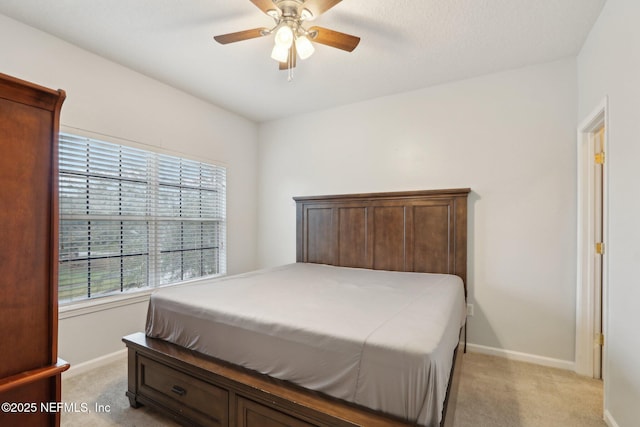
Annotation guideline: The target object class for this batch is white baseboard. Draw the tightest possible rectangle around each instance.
[466,343,575,371]
[604,410,620,427]
[62,349,127,379]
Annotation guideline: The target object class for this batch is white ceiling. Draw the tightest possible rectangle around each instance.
[0,0,605,122]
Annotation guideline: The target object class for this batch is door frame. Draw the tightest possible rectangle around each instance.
[575,96,609,380]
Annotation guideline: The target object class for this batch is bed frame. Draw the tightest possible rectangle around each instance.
[123,188,470,427]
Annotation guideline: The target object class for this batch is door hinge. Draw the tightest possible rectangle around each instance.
[595,152,605,164]
[597,333,604,346]
[596,242,605,255]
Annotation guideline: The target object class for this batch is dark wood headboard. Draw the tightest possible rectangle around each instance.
[294,188,470,295]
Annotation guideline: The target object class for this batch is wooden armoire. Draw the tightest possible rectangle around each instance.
[0,73,69,426]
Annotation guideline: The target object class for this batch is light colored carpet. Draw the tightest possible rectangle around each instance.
[61,352,605,427]
[453,352,605,427]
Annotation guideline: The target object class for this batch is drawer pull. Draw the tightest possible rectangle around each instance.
[171,385,187,396]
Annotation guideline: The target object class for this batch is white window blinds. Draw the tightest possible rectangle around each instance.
[58,133,226,303]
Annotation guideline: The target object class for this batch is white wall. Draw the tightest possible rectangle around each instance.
[258,58,578,364]
[0,14,259,366]
[578,0,640,425]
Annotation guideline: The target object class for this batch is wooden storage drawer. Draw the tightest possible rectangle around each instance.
[137,356,228,427]
[236,396,320,427]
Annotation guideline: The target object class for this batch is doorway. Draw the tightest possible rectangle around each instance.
[575,98,608,380]
[592,125,604,379]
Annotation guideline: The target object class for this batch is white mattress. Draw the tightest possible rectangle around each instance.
[145,263,466,426]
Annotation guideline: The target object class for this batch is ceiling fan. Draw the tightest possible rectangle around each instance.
[213,0,360,74]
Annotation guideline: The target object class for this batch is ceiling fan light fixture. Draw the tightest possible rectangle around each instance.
[295,35,315,60]
[213,0,360,77]
[271,44,289,63]
[274,25,294,48]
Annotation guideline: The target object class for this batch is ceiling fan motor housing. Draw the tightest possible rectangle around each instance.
[273,0,310,18]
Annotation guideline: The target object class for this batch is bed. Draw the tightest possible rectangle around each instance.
[123,188,470,427]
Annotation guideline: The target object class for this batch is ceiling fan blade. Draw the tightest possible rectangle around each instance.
[309,26,360,52]
[250,0,276,15]
[279,44,297,70]
[303,0,342,18]
[213,28,268,44]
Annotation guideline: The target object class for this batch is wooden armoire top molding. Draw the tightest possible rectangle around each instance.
[0,73,65,111]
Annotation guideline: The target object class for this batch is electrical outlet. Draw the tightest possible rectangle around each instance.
[466,303,474,317]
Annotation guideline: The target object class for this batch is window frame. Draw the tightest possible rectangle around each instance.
[58,129,227,309]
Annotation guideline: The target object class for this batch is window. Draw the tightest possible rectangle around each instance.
[58,133,226,303]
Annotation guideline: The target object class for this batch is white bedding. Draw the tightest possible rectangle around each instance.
[145,262,466,426]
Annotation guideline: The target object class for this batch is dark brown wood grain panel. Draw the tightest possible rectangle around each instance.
[412,203,451,274]
[337,207,368,268]
[371,206,405,271]
[306,207,335,265]
[138,356,227,427]
[238,397,319,427]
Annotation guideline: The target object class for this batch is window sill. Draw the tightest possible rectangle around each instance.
[58,274,226,320]
[59,290,153,320]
